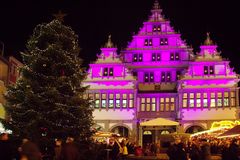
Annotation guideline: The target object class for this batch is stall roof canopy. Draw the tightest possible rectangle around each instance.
[218,125,240,138]
[140,118,179,127]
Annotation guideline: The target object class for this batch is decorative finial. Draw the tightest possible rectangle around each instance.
[204,32,214,45]
[104,35,115,48]
[153,0,160,10]
[53,10,67,22]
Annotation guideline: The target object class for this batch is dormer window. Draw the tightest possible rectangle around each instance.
[144,39,152,46]
[153,25,161,32]
[204,66,214,75]
[209,66,214,74]
[166,72,171,82]
[160,38,168,45]
[152,53,156,61]
[103,67,113,76]
[144,39,148,46]
[176,71,181,80]
[161,72,166,82]
[170,52,180,61]
[109,68,113,76]
[175,52,180,60]
[152,53,161,61]
[139,54,143,61]
[133,53,143,62]
[103,68,108,76]
[204,66,208,75]
[149,39,152,46]
[153,26,157,32]
[170,53,174,60]
[144,72,154,82]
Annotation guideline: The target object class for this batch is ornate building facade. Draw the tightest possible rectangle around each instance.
[83,1,239,144]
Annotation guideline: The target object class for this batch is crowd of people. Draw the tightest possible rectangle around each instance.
[0,133,83,160]
[1,132,240,160]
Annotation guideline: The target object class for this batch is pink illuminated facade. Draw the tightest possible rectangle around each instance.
[83,1,239,144]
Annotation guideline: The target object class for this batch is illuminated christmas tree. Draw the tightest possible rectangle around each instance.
[1,20,93,141]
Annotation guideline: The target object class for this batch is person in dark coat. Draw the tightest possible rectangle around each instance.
[200,139,211,160]
[0,133,13,160]
[228,139,239,160]
[59,137,80,160]
[221,142,230,160]
[175,142,188,160]
[189,143,201,160]
[167,141,178,160]
[20,138,42,160]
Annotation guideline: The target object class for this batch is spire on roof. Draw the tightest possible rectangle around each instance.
[153,0,160,10]
[204,32,214,45]
[149,0,164,22]
[104,35,115,48]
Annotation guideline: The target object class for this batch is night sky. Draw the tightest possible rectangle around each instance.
[0,0,240,72]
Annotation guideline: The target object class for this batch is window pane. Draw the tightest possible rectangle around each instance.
[103,68,108,76]
[102,93,106,99]
[101,100,106,108]
[224,92,229,97]
[129,94,133,99]
[109,100,114,108]
[160,104,164,111]
[231,98,236,106]
[211,93,215,98]
[204,66,208,75]
[89,93,94,100]
[165,104,169,111]
[165,98,169,103]
[95,100,100,108]
[152,98,156,103]
[116,100,120,108]
[160,98,164,103]
[217,92,222,97]
[123,94,127,99]
[231,91,236,97]
[190,99,194,108]
[196,93,201,98]
[152,104,156,111]
[217,99,222,107]
[122,100,127,108]
[109,94,114,99]
[224,98,229,107]
[109,68,113,76]
[203,99,208,107]
[211,99,216,107]
[141,104,145,111]
[144,73,149,82]
[209,66,214,74]
[157,54,161,61]
[147,98,151,103]
[183,93,187,98]
[95,93,100,99]
[196,99,201,107]
[116,94,120,99]
[183,99,187,108]
[141,98,145,103]
[146,104,151,111]
[190,93,194,99]
[203,93,207,98]
[150,73,154,82]
[129,100,134,108]
[170,103,175,111]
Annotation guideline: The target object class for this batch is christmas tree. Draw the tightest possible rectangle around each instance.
[1,20,93,141]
